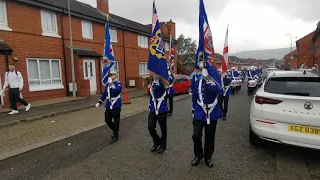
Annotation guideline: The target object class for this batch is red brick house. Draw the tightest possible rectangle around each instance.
[284,49,298,69]
[0,0,177,107]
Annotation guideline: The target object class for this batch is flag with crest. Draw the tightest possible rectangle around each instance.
[195,0,222,87]
[148,0,169,86]
[102,19,115,86]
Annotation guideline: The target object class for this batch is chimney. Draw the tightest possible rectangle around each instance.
[97,0,109,15]
[166,19,176,39]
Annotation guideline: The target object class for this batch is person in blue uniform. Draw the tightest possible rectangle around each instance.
[191,68,202,115]
[148,76,168,154]
[96,70,122,143]
[191,60,222,168]
[218,72,232,120]
[166,69,175,116]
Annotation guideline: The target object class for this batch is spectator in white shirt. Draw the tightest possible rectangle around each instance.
[3,65,31,115]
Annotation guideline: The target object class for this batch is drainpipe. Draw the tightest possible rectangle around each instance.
[60,9,69,96]
[122,29,127,88]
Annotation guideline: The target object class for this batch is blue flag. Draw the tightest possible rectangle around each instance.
[148,1,169,86]
[196,0,222,87]
[102,20,115,86]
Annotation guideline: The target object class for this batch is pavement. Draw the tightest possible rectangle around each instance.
[0,88,147,127]
[0,88,320,180]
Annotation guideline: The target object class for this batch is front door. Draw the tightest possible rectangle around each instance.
[83,59,97,95]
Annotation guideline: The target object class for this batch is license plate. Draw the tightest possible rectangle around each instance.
[288,124,320,136]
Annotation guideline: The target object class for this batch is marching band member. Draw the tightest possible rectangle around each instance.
[166,69,175,116]
[191,60,222,168]
[191,68,202,115]
[148,76,168,154]
[96,70,122,143]
[218,72,232,120]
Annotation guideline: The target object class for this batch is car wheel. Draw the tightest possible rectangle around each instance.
[249,125,261,145]
[187,87,191,94]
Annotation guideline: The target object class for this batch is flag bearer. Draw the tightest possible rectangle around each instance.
[148,76,168,154]
[191,60,222,168]
[166,69,175,116]
[191,68,202,115]
[218,72,232,120]
[96,70,122,143]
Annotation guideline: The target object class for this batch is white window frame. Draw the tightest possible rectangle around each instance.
[139,62,149,76]
[111,60,119,72]
[81,20,93,39]
[165,42,170,52]
[0,0,12,31]
[110,28,118,43]
[40,10,60,38]
[26,58,64,92]
[138,35,148,48]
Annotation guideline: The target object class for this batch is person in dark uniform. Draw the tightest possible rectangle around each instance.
[218,72,232,120]
[191,60,222,168]
[191,68,202,115]
[148,76,168,154]
[96,70,122,143]
[166,69,175,116]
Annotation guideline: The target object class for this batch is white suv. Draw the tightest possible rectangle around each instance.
[249,70,320,149]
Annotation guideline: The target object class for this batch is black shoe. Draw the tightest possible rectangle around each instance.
[205,159,214,168]
[110,134,118,143]
[156,148,166,154]
[168,113,172,116]
[223,116,226,120]
[191,156,203,166]
[150,144,159,152]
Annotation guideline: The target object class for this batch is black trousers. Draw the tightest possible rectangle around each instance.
[192,119,218,159]
[218,95,229,117]
[9,88,28,110]
[148,112,167,149]
[105,108,121,138]
[166,94,173,114]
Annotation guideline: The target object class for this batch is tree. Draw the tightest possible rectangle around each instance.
[177,34,197,63]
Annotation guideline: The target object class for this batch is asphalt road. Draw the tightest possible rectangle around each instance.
[1,88,320,180]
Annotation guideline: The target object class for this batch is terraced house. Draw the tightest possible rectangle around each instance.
[0,0,177,107]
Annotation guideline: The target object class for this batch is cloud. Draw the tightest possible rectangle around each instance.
[78,0,319,53]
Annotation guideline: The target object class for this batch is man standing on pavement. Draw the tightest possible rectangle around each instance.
[166,69,174,116]
[191,60,222,168]
[218,72,232,120]
[96,70,122,143]
[148,76,168,154]
[3,65,31,115]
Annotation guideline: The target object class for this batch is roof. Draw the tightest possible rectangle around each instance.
[73,48,102,57]
[0,40,13,52]
[18,0,172,40]
[183,57,195,64]
[312,21,320,42]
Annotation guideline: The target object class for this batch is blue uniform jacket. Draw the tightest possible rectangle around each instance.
[218,76,232,96]
[191,73,202,109]
[247,70,256,80]
[230,71,239,80]
[99,80,122,109]
[149,81,168,114]
[167,75,175,95]
[192,78,222,121]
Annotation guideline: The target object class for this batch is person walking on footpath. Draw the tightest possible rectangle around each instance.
[3,65,31,115]
[166,69,174,116]
[148,76,168,154]
[96,70,122,143]
[191,60,222,168]
[218,72,232,120]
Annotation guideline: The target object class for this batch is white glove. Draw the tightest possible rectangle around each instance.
[0,90,4,96]
[95,103,100,108]
[202,68,209,77]
[107,77,112,84]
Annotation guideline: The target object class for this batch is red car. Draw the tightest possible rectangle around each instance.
[147,74,191,94]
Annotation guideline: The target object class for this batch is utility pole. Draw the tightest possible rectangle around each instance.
[68,0,76,97]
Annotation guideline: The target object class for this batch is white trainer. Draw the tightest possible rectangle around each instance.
[25,104,31,112]
[8,110,19,115]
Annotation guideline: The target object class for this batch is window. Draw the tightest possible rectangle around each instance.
[81,20,93,39]
[165,42,170,52]
[138,35,148,48]
[0,0,11,31]
[27,58,64,91]
[264,77,320,97]
[41,10,59,38]
[111,61,119,72]
[139,62,149,76]
[110,28,118,43]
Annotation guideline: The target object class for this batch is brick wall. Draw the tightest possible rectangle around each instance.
[297,31,315,68]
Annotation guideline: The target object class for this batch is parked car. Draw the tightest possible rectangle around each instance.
[249,70,320,149]
[147,74,191,94]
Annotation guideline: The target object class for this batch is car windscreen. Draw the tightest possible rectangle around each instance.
[264,77,320,97]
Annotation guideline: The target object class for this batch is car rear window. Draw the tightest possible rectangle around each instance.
[264,77,320,97]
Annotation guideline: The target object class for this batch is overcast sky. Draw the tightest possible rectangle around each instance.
[78,0,319,54]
